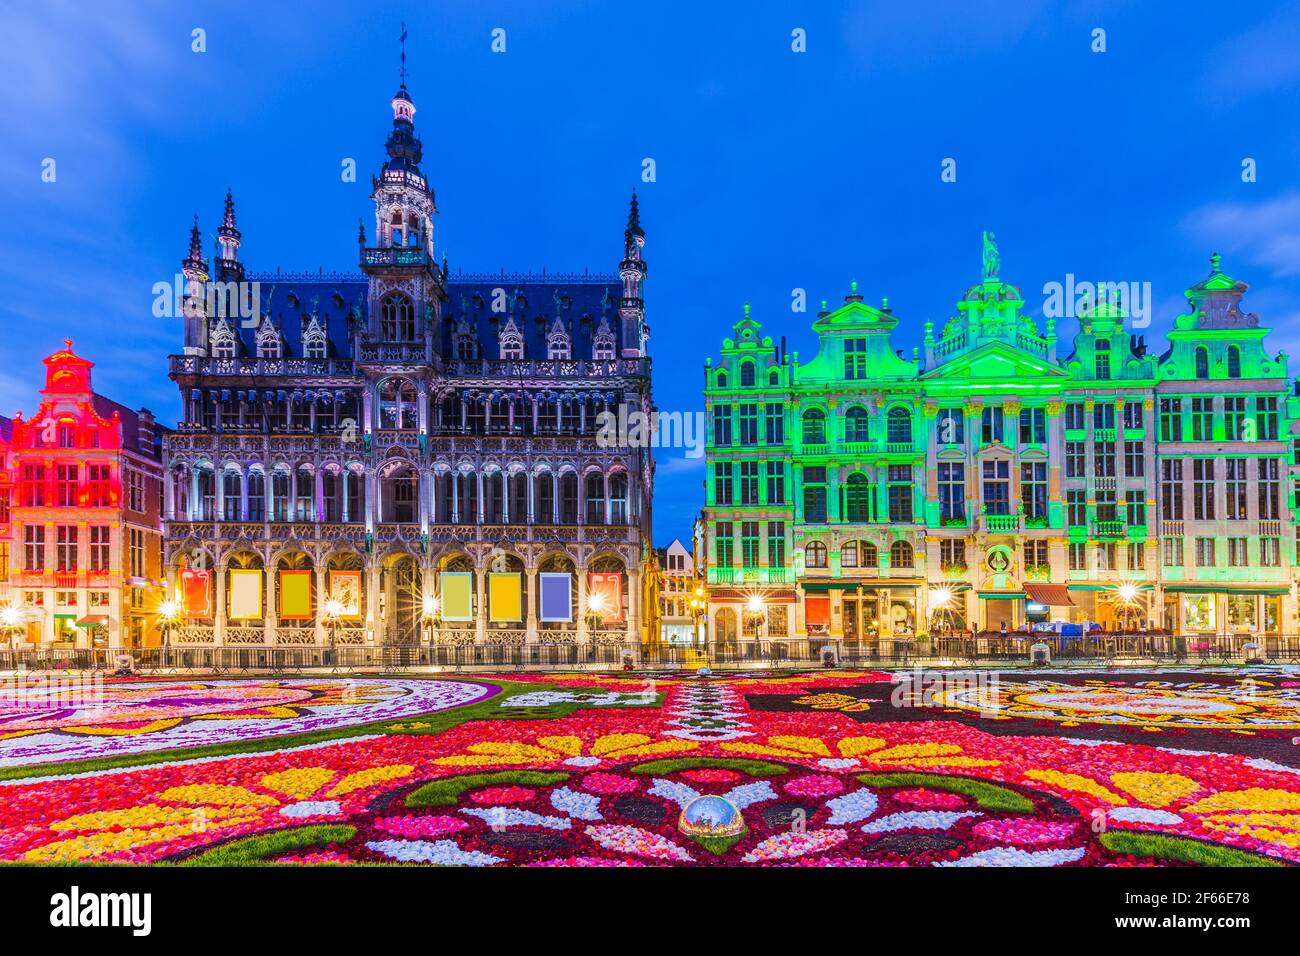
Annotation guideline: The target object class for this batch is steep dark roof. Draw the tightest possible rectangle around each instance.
[91,395,165,460]
[235,272,623,360]
[0,415,12,443]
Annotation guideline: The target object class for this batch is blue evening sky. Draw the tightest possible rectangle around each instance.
[2,1,1299,547]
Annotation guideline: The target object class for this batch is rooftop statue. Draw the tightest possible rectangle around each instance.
[982,230,1000,279]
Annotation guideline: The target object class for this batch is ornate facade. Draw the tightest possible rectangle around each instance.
[703,238,1298,652]
[164,77,653,650]
[0,343,166,649]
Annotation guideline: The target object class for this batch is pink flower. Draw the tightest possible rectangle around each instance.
[580,772,640,794]
[469,786,535,804]
[373,815,470,838]
[679,769,743,785]
[972,819,1078,845]
[892,789,967,809]
[784,775,846,798]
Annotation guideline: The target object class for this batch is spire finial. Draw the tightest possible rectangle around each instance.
[1210,252,1222,272]
[399,22,408,88]
[63,337,72,351]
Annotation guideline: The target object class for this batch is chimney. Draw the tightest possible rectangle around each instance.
[136,408,157,455]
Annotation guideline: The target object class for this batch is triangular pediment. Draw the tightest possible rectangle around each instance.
[922,340,1066,382]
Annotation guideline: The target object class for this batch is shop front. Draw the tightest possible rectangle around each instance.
[1163,585,1287,638]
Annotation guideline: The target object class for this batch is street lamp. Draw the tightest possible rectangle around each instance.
[158,599,179,668]
[1,605,23,658]
[584,592,609,640]
[743,594,766,645]
[422,594,441,644]
[323,597,344,655]
[929,587,953,636]
[1113,582,1141,633]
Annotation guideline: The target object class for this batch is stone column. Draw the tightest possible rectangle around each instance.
[313,564,327,646]
[576,568,590,647]
[266,565,278,646]
[214,565,227,646]
[525,566,538,643]
[475,566,487,645]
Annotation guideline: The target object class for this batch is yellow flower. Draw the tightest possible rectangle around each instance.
[720,735,999,768]
[433,733,696,767]
[28,762,413,863]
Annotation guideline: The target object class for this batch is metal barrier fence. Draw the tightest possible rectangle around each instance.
[1,634,1298,674]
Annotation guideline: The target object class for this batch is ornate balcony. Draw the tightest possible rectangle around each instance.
[169,355,356,379]
[1092,520,1125,538]
[707,566,794,586]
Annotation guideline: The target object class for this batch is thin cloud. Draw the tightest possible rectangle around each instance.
[1184,191,1300,279]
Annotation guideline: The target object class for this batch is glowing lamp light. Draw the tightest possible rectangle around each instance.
[1117,583,1139,603]
[324,598,345,618]
[158,600,179,621]
[746,594,765,613]
[0,607,21,627]
[930,587,953,608]
[422,595,441,616]
[587,592,608,615]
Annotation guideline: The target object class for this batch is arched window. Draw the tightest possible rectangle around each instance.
[889,540,914,568]
[380,292,415,341]
[805,541,828,568]
[1194,345,1210,380]
[740,361,756,388]
[769,370,780,386]
[716,370,728,389]
[845,473,871,522]
[608,472,629,524]
[499,328,524,360]
[294,464,315,522]
[802,408,827,445]
[221,468,242,521]
[1227,345,1241,378]
[584,473,606,524]
[845,406,870,442]
[886,407,912,444]
[246,468,265,521]
[859,541,878,567]
[379,379,418,430]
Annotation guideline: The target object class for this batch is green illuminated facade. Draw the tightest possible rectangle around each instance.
[702,241,1298,651]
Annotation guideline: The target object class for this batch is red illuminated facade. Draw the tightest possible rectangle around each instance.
[0,341,167,649]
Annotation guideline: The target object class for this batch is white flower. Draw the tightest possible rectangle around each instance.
[366,839,502,866]
[279,800,341,818]
[935,846,1085,867]
[862,810,979,833]
[825,789,878,825]
[551,787,603,821]
[1108,807,1182,825]
[460,807,572,830]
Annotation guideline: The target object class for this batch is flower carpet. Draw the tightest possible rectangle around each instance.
[1,668,1299,867]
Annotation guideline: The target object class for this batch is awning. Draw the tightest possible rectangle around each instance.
[1163,584,1290,595]
[75,616,107,628]
[1024,583,1075,607]
[978,591,1027,600]
[711,589,796,604]
[805,596,830,626]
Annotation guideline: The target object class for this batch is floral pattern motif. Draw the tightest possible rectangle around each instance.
[1,669,1298,866]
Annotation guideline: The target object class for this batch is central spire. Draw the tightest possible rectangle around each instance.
[398,21,408,89]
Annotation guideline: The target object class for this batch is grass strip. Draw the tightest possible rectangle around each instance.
[856,772,1035,813]
[404,770,570,808]
[1098,830,1285,867]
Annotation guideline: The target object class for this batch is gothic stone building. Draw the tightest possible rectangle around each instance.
[702,241,1298,653]
[164,79,653,652]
